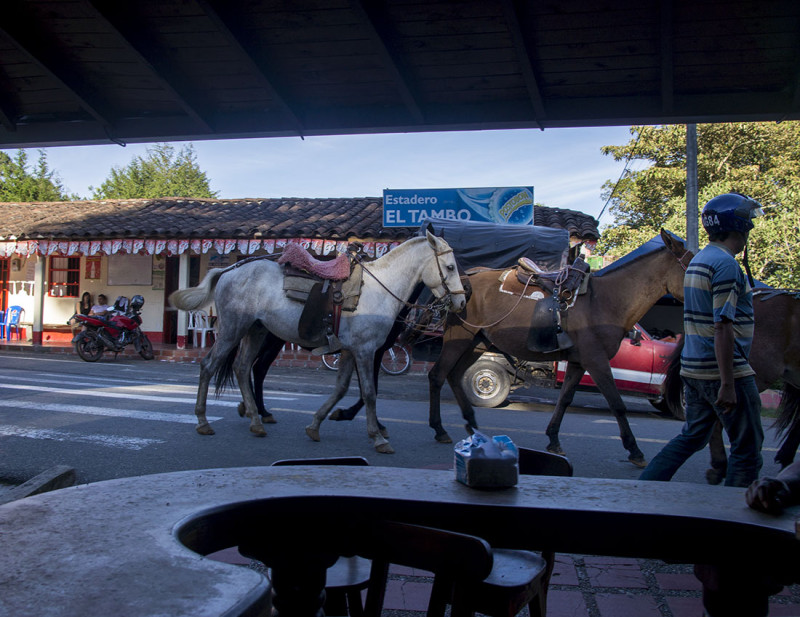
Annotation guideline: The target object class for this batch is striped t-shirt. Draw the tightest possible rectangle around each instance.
[680,242,755,380]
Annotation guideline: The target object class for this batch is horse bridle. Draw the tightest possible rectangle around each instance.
[353,241,465,310]
[431,245,466,301]
[675,248,693,271]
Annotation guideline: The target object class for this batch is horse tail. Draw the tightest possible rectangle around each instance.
[772,382,800,467]
[662,335,684,418]
[168,268,225,311]
[213,343,239,397]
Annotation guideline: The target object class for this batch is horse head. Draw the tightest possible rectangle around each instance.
[660,229,693,302]
[423,231,466,312]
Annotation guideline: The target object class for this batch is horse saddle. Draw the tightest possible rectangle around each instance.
[498,256,590,353]
[516,256,591,303]
[279,243,364,351]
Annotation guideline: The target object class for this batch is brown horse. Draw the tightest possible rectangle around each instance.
[428,229,692,467]
[662,289,800,483]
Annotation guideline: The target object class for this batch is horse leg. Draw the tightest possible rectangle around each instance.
[428,338,477,443]
[774,383,800,469]
[587,363,646,467]
[329,331,390,427]
[447,349,485,435]
[706,421,728,485]
[327,345,375,423]
[239,333,283,424]
[354,350,393,454]
[233,330,270,437]
[545,362,584,456]
[776,420,800,469]
[305,351,359,442]
[194,351,217,435]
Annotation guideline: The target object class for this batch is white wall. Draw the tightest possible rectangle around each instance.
[8,254,166,335]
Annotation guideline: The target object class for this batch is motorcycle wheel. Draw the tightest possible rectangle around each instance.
[75,332,104,362]
[137,333,155,360]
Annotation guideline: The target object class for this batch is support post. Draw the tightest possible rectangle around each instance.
[31,255,46,345]
[686,123,700,253]
[176,252,190,349]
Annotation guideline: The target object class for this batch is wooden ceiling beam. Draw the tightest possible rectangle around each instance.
[197,0,306,137]
[84,0,214,135]
[660,0,675,115]
[348,0,425,125]
[500,0,546,127]
[0,2,115,135]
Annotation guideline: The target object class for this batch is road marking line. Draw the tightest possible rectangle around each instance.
[0,383,301,405]
[0,425,164,450]
[1,376,321,399]
[0,399,221,423]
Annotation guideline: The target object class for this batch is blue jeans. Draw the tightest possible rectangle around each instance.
[639,375,763,487]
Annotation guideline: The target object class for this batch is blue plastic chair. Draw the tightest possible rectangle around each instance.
[4,306,24,340]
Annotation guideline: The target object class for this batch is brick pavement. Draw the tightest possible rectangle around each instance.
[208,548,800,616]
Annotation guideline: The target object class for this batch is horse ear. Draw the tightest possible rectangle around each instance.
[426,229,438,248]
[660,228,684,253]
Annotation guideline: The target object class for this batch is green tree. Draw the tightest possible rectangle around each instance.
[0,149,73,201]
[598,122,800,288]
[92,143,218,199]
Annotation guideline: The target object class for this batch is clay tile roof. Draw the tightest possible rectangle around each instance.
[0,197,599,242]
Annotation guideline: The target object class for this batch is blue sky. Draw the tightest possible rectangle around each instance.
[37,126,640,226]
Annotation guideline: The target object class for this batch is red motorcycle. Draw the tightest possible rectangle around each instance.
[71,295,154,362]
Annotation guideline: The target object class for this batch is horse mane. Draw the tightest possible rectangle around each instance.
[592,232,681,279]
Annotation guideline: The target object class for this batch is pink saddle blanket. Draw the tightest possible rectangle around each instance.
[277,243,351,280]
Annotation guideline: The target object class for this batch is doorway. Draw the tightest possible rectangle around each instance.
[163,255,200,344]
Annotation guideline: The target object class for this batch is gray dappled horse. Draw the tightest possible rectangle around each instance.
[169,232,465,453]
[428,230,691,467]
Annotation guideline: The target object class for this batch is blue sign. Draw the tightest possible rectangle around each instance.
[382,187,535,227]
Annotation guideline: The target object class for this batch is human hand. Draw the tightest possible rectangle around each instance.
[746,478,791,514]
[715,382,737,414]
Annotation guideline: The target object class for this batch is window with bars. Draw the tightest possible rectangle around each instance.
[48,256,81,297]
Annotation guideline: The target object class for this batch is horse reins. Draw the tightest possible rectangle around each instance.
[352,242,465,312]
[455,244,695,331]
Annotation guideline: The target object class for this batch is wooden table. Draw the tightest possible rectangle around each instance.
[1,466,798,616]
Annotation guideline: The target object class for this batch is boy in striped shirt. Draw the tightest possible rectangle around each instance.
[640,193,764,487]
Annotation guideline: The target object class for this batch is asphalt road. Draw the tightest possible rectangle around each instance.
[0,350,786,487]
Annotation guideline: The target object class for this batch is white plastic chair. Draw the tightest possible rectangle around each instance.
[187,310,215,348]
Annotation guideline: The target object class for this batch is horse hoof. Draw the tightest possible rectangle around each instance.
[376,443,395,454]
[329,409,343,421]
[262,414,277,424]
[465,424,475,436]
[237,402,246,418]
[705,468,724,485]
[435,433,453,444]
[305,426,321,442]
[196,425,215,436]
[380,428,390,439]
[546,445,565,456]
[629,456,647,469]
[250,426,267,437]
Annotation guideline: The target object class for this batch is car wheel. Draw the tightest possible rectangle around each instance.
[649,388,686,421]
[461,359,511,408]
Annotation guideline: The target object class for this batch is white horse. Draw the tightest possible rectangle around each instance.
[169,231,465,453]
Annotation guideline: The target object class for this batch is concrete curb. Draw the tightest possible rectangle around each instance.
[0,465,76,505]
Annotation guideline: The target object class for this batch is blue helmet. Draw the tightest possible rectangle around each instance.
[701,193,763,236]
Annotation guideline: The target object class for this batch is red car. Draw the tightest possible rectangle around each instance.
[460,323,679,411]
